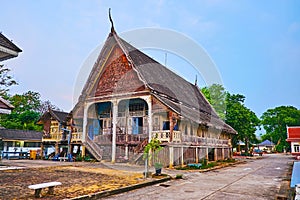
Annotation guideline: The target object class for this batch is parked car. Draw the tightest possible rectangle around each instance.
[253,149,263,156]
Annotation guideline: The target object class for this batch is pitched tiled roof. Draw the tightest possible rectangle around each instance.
[0,129,42,141]
[74,31,237,134]
[258,139,274,146]
[38,109,69,124]
[118,36,236,134]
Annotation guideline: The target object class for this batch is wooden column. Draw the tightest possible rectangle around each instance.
[195,147,199,163]
[214,148,218,161]
[125,144,129,160]
[111,99,118,163]
[181,146,184,167]
[169,111,174,142]
[40,143,44,158]
[81,146,85,157]
[205,147,209,160]
[169,146,174,168]
[82,102,91,143]
[222,148,225,160]
[146,96,152,142]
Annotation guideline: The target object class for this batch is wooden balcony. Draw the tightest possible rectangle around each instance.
[181,135,229,146]
[152,130,230,146]
[93,133,148,145]
[42,132,82,143]
[151,130,181,143]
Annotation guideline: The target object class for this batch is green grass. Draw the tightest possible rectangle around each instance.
[175,158,236,170]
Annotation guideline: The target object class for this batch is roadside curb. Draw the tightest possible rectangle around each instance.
[67,176,171,200]
[198,160,246,173]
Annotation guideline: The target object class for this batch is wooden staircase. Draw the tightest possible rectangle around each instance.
[130,138,148,164]
[83,136,102,161]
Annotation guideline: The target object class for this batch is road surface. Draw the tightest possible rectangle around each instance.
[105,154,292,200]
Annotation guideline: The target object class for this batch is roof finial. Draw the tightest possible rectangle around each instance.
[109,8,115,34]
[195,75,198,86]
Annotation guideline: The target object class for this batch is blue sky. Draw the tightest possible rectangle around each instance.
[1,0,300,122]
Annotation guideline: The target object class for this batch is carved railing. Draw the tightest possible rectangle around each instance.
[42,133,63,141]
[151,130,181,143]
[181,135,229,146]
[93,133,147,145]
[152,131,230,146]
[43,132,83,142]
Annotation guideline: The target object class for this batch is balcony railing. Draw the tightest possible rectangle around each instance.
[152,130,230,146]
[42,132,82,142]
[151,130,181,143]
[93,133,148,144]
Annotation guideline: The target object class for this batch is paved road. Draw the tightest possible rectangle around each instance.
[105,154,293,200]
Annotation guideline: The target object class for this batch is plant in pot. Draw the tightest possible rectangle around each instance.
[143,138,163,175]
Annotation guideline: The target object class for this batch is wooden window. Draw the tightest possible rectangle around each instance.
[294,144,300,152]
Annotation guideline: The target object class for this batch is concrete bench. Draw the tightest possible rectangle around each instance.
[28,181,62,197]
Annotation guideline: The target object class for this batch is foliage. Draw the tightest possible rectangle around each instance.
[9,91,41,113]
[0,91,62,131]
[0,91,42,130]
[143,138,163,168]
[201,84,227,120]
[39,100,62,114]
[0,64,17,96]
[261,106,300,152]
[201,84,260,152]
[225,93,260,152]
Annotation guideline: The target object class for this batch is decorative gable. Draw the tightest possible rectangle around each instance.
[94,46,145,97]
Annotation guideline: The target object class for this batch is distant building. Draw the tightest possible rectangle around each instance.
[257,139,275,153]
[0,32,22,61]
[37,109,82,158]
[287,126,300,157]
[0,129,42,158]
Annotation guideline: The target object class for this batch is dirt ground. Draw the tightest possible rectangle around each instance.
[0,165,145,200]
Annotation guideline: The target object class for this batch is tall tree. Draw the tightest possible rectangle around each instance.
[0,91,56,131]
[261,106,300,152]
[201,84,227,120]
[0,64,17,96]
[39,100,62,114]
[201,84,260,152]
[225,94,260,152]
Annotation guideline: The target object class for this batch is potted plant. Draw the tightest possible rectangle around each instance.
[143,138,163,175]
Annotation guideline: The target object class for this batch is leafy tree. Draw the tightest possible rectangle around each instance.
[0,64,17,96]
[201,84,260,152]
[0,91,47,131]
[261,106,300,152]
[39,100,62,114]
[201,84,227,120]
[225,94,260,152]
[9,91,41,113]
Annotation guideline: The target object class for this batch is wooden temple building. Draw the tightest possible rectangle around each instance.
[68,18,237,167]
[38,109,82,158]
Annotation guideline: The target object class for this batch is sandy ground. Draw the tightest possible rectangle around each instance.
[0,163,145,200]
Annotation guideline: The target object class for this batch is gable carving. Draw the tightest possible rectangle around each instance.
[95,46,145,97]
